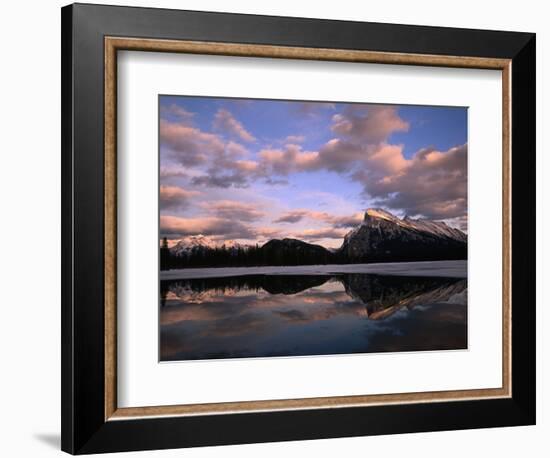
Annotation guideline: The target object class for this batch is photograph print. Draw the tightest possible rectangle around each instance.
[159,95,468,362]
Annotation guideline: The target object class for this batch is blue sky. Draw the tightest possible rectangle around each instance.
[159,95,468,248]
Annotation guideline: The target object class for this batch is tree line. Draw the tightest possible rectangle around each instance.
[159,236,467,271]
[160,238,337,270]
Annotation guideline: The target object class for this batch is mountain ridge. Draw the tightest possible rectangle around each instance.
[340,208,466,262]
[162,208,467,269]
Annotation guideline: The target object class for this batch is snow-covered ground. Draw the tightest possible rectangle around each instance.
[160,260,467,280]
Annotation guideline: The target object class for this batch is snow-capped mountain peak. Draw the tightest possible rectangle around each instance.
[362,208,466,242]
[365,208,401,223]
[170,235,218,256]
[169,235,249,257]
[340,208,467,262]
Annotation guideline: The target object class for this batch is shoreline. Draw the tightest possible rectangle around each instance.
[160,260,467,280]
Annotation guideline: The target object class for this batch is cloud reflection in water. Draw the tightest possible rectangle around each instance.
[160,274,466,361]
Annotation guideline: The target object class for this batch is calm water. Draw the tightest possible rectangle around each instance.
[160,273,467,361]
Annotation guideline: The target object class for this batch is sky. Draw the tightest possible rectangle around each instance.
[159,95,467,249]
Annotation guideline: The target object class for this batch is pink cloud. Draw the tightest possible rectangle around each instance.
[294,102,336,117]
[258,144,320,175]
[291,227,348,240]
[363,144,468,220]
[316,139,365,172]
[160,165,188,178]
[160,185,200,210]
[234,160,260,172]
[213,108,256,142]
[368,143,408,174]
[273,209,330,224]
[225,141,249,158]
[331,105,409,143]
[161,116,252,188]
[159,99,466,225]
[160,215,256,239]
[255,227,284,240]
[160,119,224,166]
[200,200,265,222]
[285,134,305,143]
[274,209,363,228]
[160,103,195,123]
[329,212,364,228]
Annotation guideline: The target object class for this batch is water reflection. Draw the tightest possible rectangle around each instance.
[160,274,467,361]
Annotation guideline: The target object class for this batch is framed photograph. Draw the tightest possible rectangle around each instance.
[61,3,536,454]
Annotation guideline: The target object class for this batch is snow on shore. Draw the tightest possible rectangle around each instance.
[160,260,467,280]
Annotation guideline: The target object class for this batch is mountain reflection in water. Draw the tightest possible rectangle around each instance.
[160,273,467,361]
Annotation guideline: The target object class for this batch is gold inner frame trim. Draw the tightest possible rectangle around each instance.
[104,36,512,421]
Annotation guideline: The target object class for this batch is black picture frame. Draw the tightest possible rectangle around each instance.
[61,3,535,454]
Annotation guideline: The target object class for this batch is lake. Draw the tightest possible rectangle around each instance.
[160,268,467,361]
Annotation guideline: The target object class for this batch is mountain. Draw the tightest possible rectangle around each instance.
[165,236,332,269]
[162,273,466,321]
[341,274,466,319]
[338,208,467,262]
[166,235,259,269]
[162,209,467,269]
[170,235,249,257]
[170,235,217,257]
[259,238,332,266]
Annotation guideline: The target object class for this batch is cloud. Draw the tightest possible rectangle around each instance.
[160,99,467,234]
[160,215,256,239]
[255,227,284,240]
[273,210,310,224]
[257,137,466,222]
[331,105,409,143]
[160,165,188,178]
[312,140,408,175]
[315,139,365,172]
[241,106,410,177]
[258,144,320,175]
[160,215,284,242]
[274,209,362,228]
[225,141,249,158]
[330,213,364,228]
[317,105,466,221]
[160,104,416,197]
[160,103,195,123]
[160,185,200,210]
[263,177,289,186]
[285,135,305,144]
[234,160,260,172]
[201,200,265,222]
[213,109,256,142]
[191,170,249,188]
[274,209,330,224]
[263,104,465,222]
[160,119,225,166]
[446,214,468,232]
[368,143,408,174]
[294,102,336,117]
[161,115,252,188]
[292,227,348,241]
[188,140,253,188]
[255,141,404,178]
[361,144,468,220]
